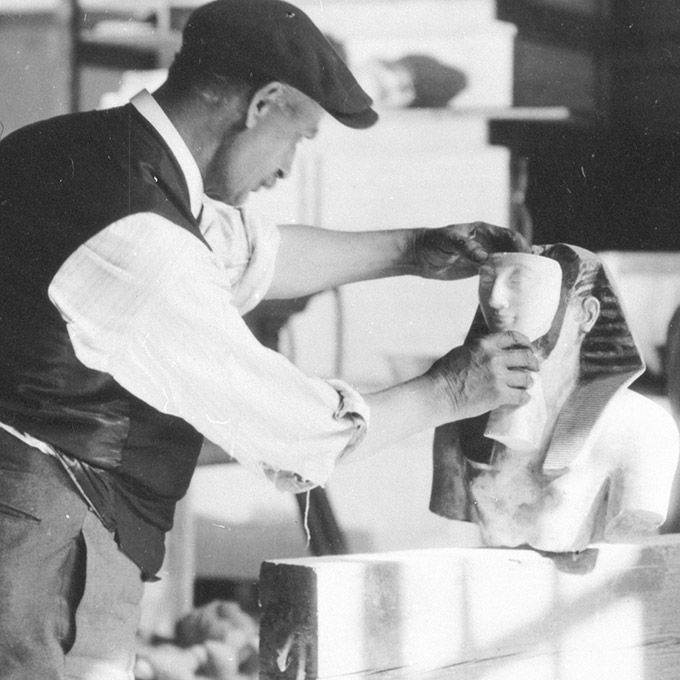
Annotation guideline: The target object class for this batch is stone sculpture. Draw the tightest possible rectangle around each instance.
[430,243,679,552]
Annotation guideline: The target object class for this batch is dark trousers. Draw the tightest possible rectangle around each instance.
[0,430,142,680]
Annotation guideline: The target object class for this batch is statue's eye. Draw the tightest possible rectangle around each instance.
[507,266,537,289]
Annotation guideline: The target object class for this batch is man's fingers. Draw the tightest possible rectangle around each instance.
[448,229,489,265]
[503,387,532,407]
[458,238,488,265]
[505,368,534,389]
[503,347,540,372]
[483,330,539,370]
[435,223,530,267]
[484,331,540,373]
[508,229,530,251]
[431,324,541,419]
[482,331,539,378]
[491,329,534,350]
[473,223,529,253]
[435,230,467,253]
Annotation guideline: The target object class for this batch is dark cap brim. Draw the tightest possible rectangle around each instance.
[331,107,379,130]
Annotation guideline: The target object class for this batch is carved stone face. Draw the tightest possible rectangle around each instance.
[430,245,676,553]
[478,252,563,342]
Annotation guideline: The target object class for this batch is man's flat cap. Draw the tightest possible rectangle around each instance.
[179,0,378,129]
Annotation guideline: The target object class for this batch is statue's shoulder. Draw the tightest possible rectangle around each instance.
[601,388,679,454]
[615,387,673,418]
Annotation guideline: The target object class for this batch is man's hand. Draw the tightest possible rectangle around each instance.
[410,222,530,280]
[428,330,539,421]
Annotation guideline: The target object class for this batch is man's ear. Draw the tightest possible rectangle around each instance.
[580,295,600,334]
[245,82,285,128]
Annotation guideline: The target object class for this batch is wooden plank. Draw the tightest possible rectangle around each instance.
[259,536,680,679]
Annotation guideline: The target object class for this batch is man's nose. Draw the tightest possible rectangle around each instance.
[277,148,297,180]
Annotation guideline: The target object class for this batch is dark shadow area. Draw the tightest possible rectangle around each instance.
[194,577,260,620]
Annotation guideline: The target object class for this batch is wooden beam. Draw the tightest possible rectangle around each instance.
[259,536,680,679]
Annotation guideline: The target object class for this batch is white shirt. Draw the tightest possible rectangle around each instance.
[8,90,368,488]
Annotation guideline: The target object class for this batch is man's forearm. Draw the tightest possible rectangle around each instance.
[341,331,538,465]
[341,374,452,464]
[266,224,418,299]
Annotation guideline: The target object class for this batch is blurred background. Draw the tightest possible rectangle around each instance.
[5,0,680,639]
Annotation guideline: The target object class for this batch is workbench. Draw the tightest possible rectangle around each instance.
[259,536,680,679]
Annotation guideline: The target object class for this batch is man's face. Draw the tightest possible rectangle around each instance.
[478,253,562,341]
[206,92,322,205]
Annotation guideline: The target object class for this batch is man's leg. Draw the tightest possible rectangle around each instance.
[64,511,143,680]
[0,431,144,680]
[0,434,88,680]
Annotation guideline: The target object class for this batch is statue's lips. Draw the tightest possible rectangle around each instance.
[486,311,515,330]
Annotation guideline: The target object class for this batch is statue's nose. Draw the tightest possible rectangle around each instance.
[488,282,509,309]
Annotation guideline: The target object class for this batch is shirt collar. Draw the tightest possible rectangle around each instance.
[130,89,204,219]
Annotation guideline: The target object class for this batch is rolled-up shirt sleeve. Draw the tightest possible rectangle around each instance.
[48,212,368,487]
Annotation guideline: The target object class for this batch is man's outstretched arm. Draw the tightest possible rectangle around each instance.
[199,330,539,484]
[264,222,528,300]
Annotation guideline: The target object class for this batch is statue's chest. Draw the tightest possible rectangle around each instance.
[468,449,610,550]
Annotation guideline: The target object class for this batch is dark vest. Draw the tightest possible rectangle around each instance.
[0,105,209,578]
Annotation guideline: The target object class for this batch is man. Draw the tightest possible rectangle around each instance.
[0,1,538,677]
[430,243,679,552]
